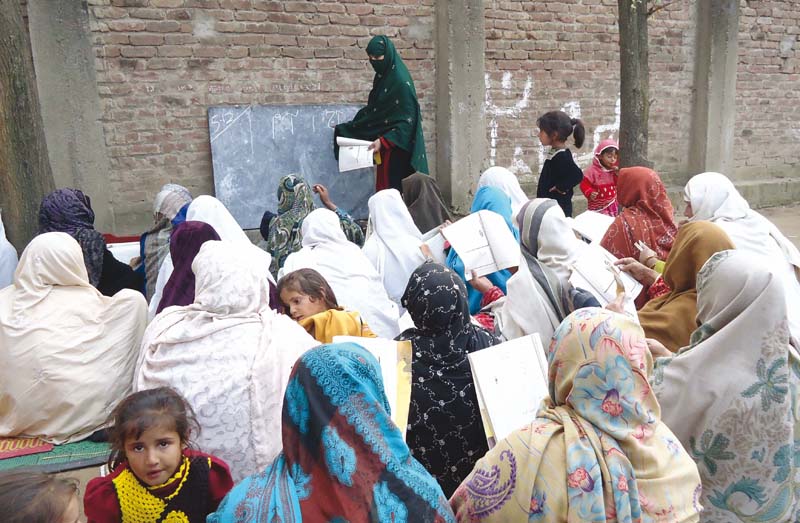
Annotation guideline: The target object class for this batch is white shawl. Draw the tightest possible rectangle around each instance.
[478,166,529,219]
[362,189,426,307]
[653,250,800,522]
[148,195,265,319]
[135,240,317,481]
[0,212,18,289]
[685,172,800,339]
[0,233,146,444]
[281,208,401,339]
[529,198,586,285]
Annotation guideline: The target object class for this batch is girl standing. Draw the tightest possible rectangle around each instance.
[534,110,585,217]
[84,387,233,523]
[580,139,620,216]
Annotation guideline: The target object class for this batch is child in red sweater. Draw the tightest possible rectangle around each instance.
[84,387,233,523]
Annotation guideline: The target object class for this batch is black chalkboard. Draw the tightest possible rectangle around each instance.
[208,105,375,229]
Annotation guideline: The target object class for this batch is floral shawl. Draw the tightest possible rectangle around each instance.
[451,308,702,523]
[207,343,456,523]
[38,188,106,287]
[638,222,735,353]
[266,175,316,276]
[653,250,800,522]
[397,262,499,497]
[600,167,677,262]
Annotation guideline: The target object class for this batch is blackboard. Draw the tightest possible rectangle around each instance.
[208,105,375,230]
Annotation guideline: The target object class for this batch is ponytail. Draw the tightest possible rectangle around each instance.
[570,118,585,149]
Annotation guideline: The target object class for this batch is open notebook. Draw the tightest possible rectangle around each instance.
[421,227,448,265]
[467,334,550,447]
[332,336,412,440]
[441,210,520,277]
[566,210,615,244]
[336,137,375,172]
[569,243,642,321]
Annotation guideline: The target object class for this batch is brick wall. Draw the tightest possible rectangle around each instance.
[735,0,800,179]
[86,0,435,230]
[484,0,695,192]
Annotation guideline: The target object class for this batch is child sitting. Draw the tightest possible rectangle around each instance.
[534,110,586,217]
[278,268,376,343]
[0,471,80,523]
[580,139,620,216]
[84,387,233,523]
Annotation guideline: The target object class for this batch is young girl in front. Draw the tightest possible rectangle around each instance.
[278,268,376,343]
[84,387,233,523]
[0,472,80,523]
[535,110,586,217]
[580,138,620,216]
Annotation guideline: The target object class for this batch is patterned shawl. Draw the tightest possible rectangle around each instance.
[638,222,735,353]
[451,308,702,523]
[600,167,677,261]
[266,175,316,275]
[38,188,106,287]
[335,35,428,174]
[397,262,499,497]
[142,184,193,300]
[446,186,520,314]
[207,343,456,523]
[156,221,220,314]
[653,250,800,522]
[402,173,452,233]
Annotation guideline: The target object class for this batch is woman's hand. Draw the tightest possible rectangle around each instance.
[419,243,433,260]
[614,257,659,286]
[312,184,336,211]
[368,139,382,152]
[635,241,658,268]
[646,338,671,358]
[469,270,494,294]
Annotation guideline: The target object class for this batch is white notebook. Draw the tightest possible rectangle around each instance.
[468,334,550,446]
[569,243,642,321]
[441,210,520,277]
[337,137,374,172]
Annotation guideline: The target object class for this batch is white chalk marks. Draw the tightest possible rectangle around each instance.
[485,72,533,169]
[210,106,254,157]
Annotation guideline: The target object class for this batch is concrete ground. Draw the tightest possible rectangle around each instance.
[48,204,800,522]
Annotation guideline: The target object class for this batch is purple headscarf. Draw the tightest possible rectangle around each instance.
[156,221,221,314]
[38,188,106,287]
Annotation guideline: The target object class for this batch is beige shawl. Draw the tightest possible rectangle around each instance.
[0,233,146,444]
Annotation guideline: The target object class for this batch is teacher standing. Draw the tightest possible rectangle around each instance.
[335,35,428,192]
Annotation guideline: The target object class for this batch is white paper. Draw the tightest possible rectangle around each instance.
[337,137,374,172]
[421,228,447,265]
[468,334,550,444]
[567,210,615,243]
[441,210,520,278]
[107,241,140,265]
[569,244,642,321]
[332,336,399,422]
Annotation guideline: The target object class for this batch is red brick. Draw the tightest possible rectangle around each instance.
[129,8,166,19]
[120,45,157,57]
[157,44,192,56]
[107,20,146,31]
[145,20,182,32]
[129,34,165,45]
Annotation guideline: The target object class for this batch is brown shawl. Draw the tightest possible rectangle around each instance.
[638,221,735,352]
[600,166,677,261]
[401,173,452,233]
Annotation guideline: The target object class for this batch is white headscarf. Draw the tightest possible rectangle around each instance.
[0,233,146,444]
[653,250,800,522]
[526,198,586,284]
[281,208,401,339]
[478,166,529,218]
[135,240,317,481]
[685,172,800,339]
[153,183,192,220]
[362,189,425,306]
[0,211,18,289]
[148,195,267,319]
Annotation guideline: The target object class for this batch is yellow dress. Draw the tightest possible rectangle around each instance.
[299,308,376,344]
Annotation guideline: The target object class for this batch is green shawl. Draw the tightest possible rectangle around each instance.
[335,35,429,174]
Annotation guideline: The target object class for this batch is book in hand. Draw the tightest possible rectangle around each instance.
[568,243,642,321]
[467,334,550,447]
[332,336,412,440]
[337,137,375,172]
[441,210,520,278]
[420,227,447,265]
[565,210,615,243]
